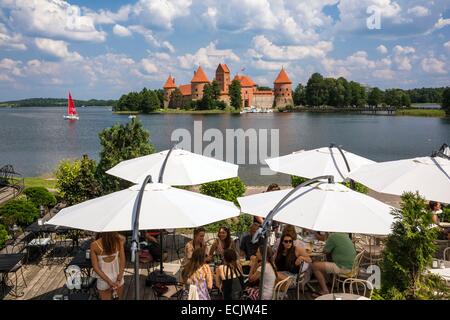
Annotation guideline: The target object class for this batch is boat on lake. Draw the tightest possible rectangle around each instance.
[63,92,79,120]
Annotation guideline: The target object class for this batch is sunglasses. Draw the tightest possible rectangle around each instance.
[283,239,293,244]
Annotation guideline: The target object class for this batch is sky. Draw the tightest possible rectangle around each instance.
[0,0,449,100]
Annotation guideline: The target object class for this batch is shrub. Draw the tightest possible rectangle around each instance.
[199,177,246,205]
[292,175,368,194]
[23,187,57,208]
[291,176,309,187]
[380,192,450,299]
[0,224,8,248]
[0,199,40,227]
[203,214,253,235]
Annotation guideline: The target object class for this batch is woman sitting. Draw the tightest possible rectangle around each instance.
[246,246,278,300]
[181,248,213,300]
[215,249,244,300]
[208,226,236,263]
[91,232,126,300]
[275,233,311,281]
[272,224,303,256]
[184,227,206,265]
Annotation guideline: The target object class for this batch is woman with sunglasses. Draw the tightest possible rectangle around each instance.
[208,226,236,263]
[275,233,311,281]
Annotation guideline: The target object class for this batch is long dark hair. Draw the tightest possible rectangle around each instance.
[182,248,206,281]
[275,234,296,271]
[223,248,242,279]
[193,227,205,248]
[218,226,232,250]
[97,232,121,255]
[259,245,277,277]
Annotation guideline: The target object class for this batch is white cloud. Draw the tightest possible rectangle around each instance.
[0,23,27,50]
[421,57,446,74]
[407,6,429,17]
[113,24,132,37]
[34,38,82,61]
[178,42,240,70]
[427,16,450,34]
[392,45,415,71]
[0,58,23,77]
[128,25,175,52]
[141,58,158,73]
[249,35,333,61]
[131,0,193,30]
[1,0,106,42]
[376,45,388,54]
[444,41,450,51]
[251,59,286,71]
[84,5,132,24]
[373,69,395,79]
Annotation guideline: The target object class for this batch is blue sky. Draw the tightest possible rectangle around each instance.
[0,0,449,100]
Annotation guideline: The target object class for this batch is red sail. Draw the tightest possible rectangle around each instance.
[68,92,77,115]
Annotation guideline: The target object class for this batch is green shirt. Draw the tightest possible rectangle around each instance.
[324,233,356,270]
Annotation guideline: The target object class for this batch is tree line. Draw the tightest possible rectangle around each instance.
[0,98,116,107]
[293,72,448,109]
[114,88,164,113]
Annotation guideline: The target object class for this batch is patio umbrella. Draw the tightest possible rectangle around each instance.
[237,180,394,236]
[348,155,450,204]
[47,183,239,232]
[106,148,238,185]
[265,145,375,183]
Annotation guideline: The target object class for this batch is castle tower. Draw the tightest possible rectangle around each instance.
[163,75,177,108]
[191,66,210,101]
[215,63,231,95]
[273,67,293,107]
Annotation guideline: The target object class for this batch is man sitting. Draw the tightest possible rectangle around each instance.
[239,222,261,261]
[311,232,356,296]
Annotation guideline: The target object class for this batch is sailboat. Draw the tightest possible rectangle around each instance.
[63,92,79,120]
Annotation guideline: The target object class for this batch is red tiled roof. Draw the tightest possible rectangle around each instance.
[274,68,292,84]
[163,75,177,89]
[191,66,210,83]
[233,74,256,87]
[179,84,191,96]
[217,63,230,73]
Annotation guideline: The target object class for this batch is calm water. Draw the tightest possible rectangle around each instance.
[1,106,449,185]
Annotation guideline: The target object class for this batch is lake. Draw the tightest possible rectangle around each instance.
[1,106,449,185]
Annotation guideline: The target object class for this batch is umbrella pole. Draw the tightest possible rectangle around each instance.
[256,175,335,300]
[131,174,153,300]
[329,143,355,189]
[159,229,164,274]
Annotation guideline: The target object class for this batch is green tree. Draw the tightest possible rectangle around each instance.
[211,80,221,101]
[56,155,102,205]
[96,119,155,193]
[305,73,326,107]
[0,199,40,227]
[293,83,306,106]
[0,224,8,248]
[199,177,246,206]
[368,87,383,107]
[23,187,57,208]
[229,80,242,110]
[169,88,183,109]
[155,89,165,109]
[349,81,367,107]
[199,84,214,110]
[401,93,411,107]
[380,192,450,299]
[441,87,450,115]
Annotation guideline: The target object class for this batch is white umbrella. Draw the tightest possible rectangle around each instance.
[348,156,450,204]
[106,148,238,185]
[47,183,239,232]
[265,146,375,182]
[238,181,394,235]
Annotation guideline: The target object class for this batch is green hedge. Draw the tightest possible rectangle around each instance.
[291,175,368,194]
[0,199,40,227]
[24,187,57,208]
[0,224,8,248]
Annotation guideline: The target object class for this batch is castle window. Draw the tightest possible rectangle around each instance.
[279,88,282,92]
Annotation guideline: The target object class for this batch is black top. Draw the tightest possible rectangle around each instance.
[221,265,244,300]
[239,234,259,260]
[0,253,26,273]
[276,254,298,274]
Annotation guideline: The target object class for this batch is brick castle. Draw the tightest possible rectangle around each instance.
[163,64,293,109]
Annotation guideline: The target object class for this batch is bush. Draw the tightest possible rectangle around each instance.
[0,199,40,227]
[199,177,246,205]
[291,175,368,194]
[291,176,309,187]
[380,192,450,299]
[0,224,8,248]
[203,214,253,235]
[23,187,57,208]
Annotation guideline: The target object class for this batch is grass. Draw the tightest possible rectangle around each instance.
[23,177,57,190]
[395,108,446,117]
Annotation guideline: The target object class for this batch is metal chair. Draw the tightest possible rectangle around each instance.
[331,250,365,293]
[443,247,450,261]
[2,241,28,297]
[342,278,373,298]
[273,276,294,300]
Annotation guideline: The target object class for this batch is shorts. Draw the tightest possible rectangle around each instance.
[323,262,351,275]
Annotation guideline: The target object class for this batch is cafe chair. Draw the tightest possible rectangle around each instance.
[443,247,450,261]
[64,265,96,298]
[331,250,365,293]
[2,241,28,297]
[342,278,373,299]
[273,276,294,300]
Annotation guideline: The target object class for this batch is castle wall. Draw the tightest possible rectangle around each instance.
[191,82,207,101]
[274,83,293,107]
[163,88,175,108]
[253,93,274,109]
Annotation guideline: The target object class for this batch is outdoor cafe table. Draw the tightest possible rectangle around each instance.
[428,260,450,285]
[0,253,26,296]
[315,293,370,300]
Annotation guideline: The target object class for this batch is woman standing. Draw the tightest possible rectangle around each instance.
[91,232,126,300]
[215,249,244,300]
[182,248,213,300]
